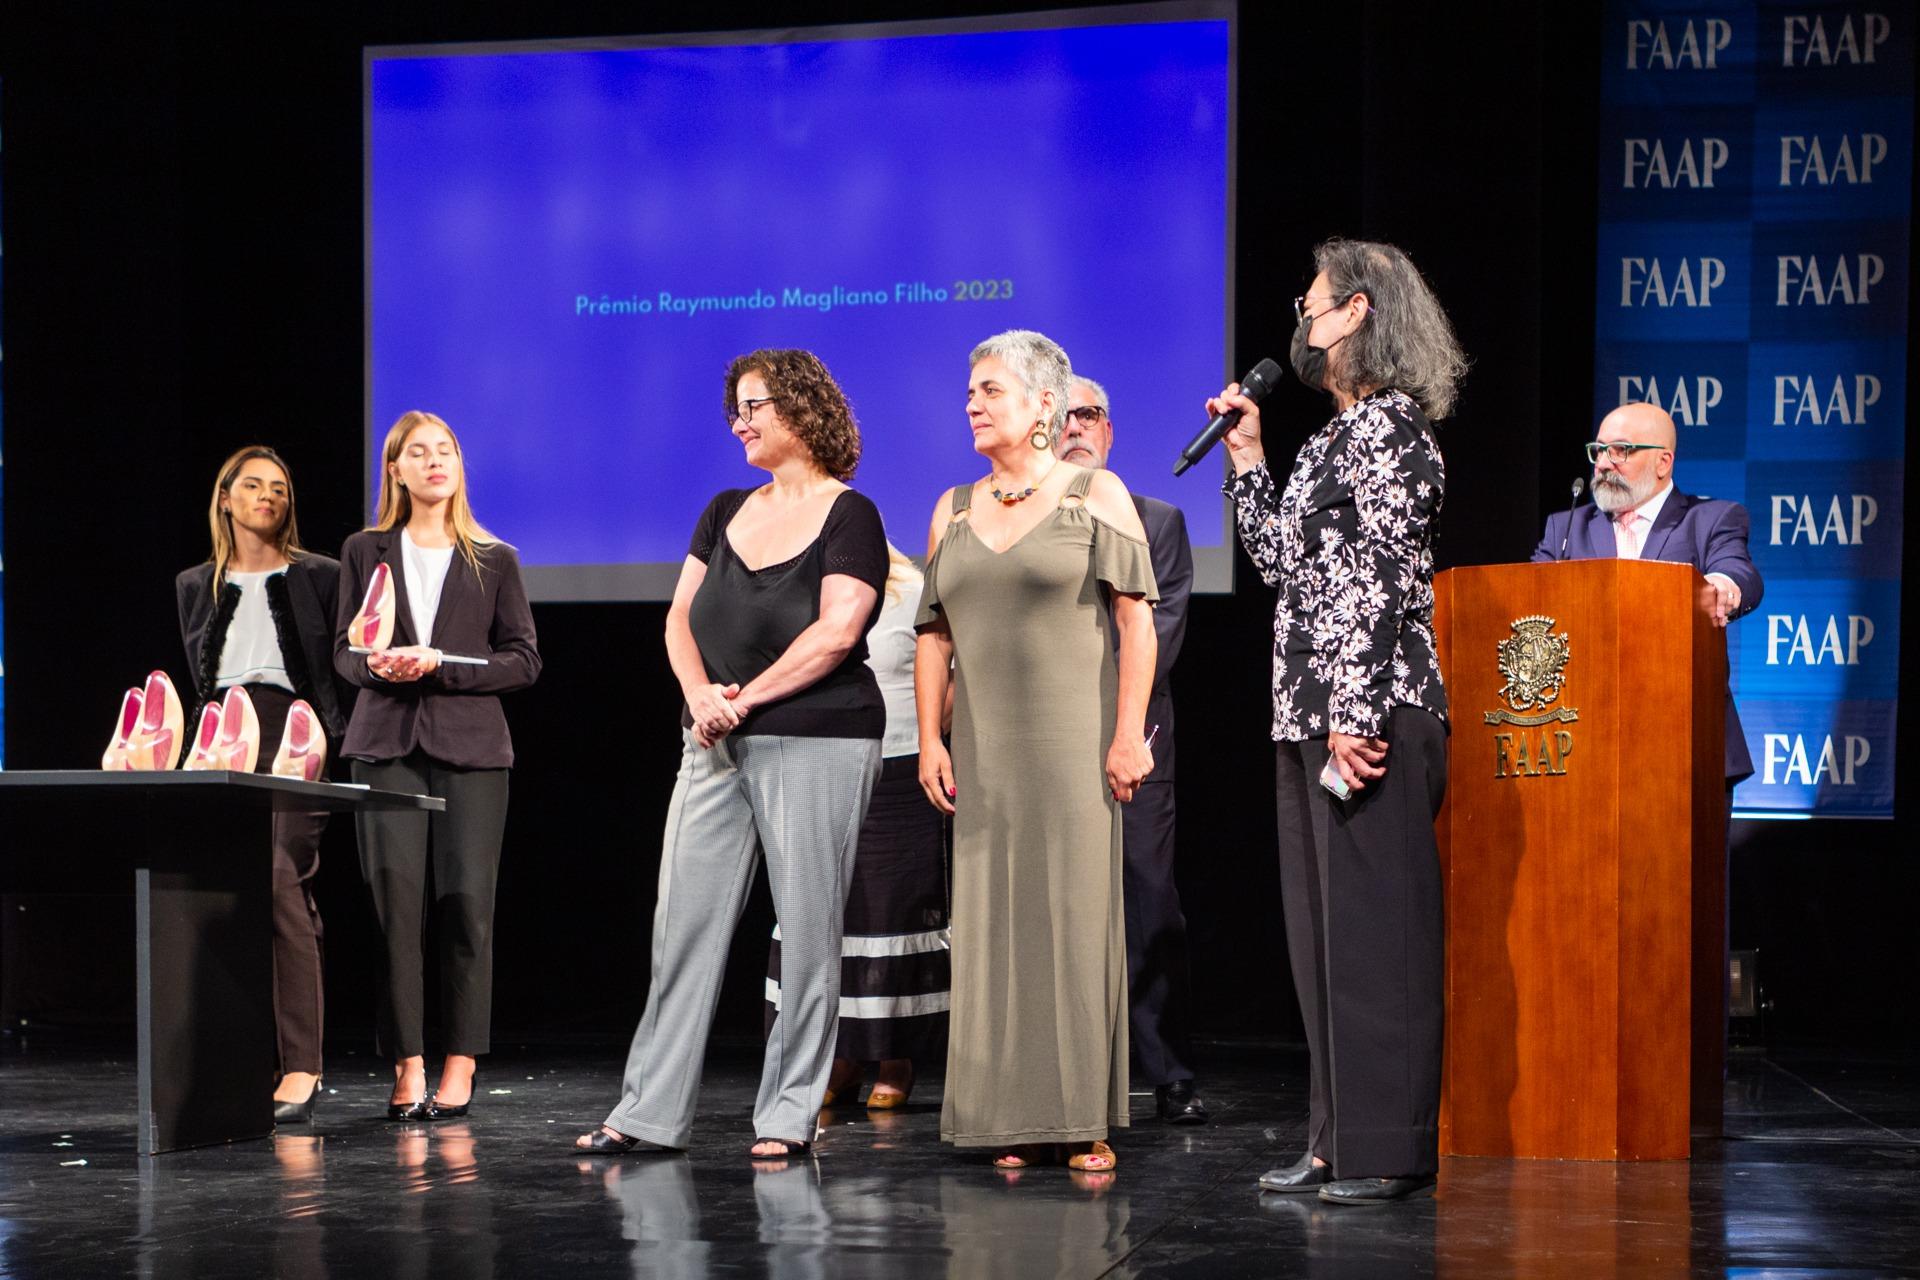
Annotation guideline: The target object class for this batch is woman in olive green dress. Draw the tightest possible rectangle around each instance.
[914,329,1158,1173]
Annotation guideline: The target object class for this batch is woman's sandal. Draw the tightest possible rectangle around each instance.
[748,1138,813,1161]
[866,1062,914,1110]
[575,1126,673,1155]
[992,1143,1060,1170]
[1066,1141,1117,1172]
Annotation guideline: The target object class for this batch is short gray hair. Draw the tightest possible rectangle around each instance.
[1315,238,1469,421]
[1071,376,1111,415]
[970,329,1073,440]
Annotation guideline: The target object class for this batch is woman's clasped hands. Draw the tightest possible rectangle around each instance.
[689,681,752,748]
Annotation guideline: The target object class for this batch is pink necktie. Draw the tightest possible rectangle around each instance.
[1613,509,1643,559]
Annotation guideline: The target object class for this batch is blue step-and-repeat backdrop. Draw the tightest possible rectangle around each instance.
[1596,1,1911,817]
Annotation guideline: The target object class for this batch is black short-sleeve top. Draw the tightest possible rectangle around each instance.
[683,487,889,739]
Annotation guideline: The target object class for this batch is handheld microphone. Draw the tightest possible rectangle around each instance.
[1173,358,1284,476]
[1557,478,1586,560]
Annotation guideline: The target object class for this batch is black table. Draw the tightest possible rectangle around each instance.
[0,771,443,1154]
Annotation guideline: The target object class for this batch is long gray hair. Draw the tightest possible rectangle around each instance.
[970,329,1072,443]
[1316,239,1468,421]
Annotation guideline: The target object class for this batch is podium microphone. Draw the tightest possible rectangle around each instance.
[1557,478,1586,560]
[1173,359,1284,476]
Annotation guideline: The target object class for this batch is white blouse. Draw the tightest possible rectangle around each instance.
[866,573,924,760]
[401,528,456,647]
[217,569,295,692]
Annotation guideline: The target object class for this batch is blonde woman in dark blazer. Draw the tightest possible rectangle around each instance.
[334,410,541,1121]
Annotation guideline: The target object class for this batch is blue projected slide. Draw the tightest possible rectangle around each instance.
[366,6,1235,600]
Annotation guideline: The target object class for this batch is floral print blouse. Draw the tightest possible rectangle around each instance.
[1224,388,1448,742]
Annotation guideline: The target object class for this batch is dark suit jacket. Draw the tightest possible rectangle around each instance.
[1131,494,1192,784]
[333,529,542,769]
[1532,487,1763,780]
[176,554,350,742]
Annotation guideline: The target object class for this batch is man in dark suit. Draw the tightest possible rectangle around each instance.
[1059,375,1208,1124]
[1531,401,1763,781]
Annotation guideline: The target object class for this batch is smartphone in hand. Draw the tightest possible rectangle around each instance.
[1318,755,1351,801]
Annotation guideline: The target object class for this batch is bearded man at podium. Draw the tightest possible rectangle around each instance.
[1531,402,1763,784]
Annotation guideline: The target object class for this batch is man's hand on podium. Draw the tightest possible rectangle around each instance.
[1704,573,1742,628]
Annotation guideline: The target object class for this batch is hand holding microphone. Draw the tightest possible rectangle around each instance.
[1204,383,1267,475]
[1175,358,1284,476]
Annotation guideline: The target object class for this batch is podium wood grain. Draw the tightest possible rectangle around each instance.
[1433,560,1726,1160]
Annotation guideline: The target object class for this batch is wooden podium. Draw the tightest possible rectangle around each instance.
[1432,560,1726,1160]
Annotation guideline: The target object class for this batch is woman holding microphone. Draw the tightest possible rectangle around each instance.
[1212,239,1464,1205]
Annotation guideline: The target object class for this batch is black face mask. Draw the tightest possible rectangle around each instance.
[1289,306,1346,391]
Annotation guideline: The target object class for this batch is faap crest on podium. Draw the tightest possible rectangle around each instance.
[1485,615,1579,727]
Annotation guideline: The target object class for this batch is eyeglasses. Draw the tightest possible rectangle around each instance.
[1066,406,1108,425]
[1585,441,1667,464]
[729,397,777,427]
[1294,294,1340,322]
[1295,293,1377,322]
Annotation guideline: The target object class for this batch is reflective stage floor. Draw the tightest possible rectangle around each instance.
[2,1038,1916,1277]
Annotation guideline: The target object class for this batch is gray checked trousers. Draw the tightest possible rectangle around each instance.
[606,730,880,1147]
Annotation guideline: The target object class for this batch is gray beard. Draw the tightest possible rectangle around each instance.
[1590,471,1654,513]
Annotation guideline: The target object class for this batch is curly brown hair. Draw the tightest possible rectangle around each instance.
[724,349,862,481]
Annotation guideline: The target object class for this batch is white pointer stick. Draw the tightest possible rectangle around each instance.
[350,645,489,666]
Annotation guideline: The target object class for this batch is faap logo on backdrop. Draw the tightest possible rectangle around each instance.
[1750,223,1909,341]
[1602,108,1754,220]
[1595,224,1752,342]
[1602,0,1910,818]
[1745,573,1894,666]
[1743,337,1906,460]
[1737,697,1893,814]
[1593,341,1749,459]
[1748,459,1903,576]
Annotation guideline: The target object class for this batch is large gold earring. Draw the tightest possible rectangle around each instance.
[1030,425,1051,450]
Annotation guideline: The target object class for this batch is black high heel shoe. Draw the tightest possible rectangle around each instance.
[388,1096,429,1122]
[388,1068,429,1121]
[425,1072,477,1121]
[274,1078,323,1126]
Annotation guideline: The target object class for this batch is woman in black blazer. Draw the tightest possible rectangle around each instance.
[334,410,541,1121]
[176,445,347,1123]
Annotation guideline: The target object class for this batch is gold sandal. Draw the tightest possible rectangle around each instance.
[1067,1140,1117,1172]
[993,1143,1057,1169]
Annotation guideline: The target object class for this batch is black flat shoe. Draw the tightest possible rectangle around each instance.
[1155,1080,1210,1125]
[575,1127,676,1155]
[1258,1153,1332,1193]
[274,1080,322,1126]
[1318,1174,1436,1205]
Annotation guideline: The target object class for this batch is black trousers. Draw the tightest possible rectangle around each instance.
[351,752,510,1059]
[1119,777,1196,1086]
[238,684,329,1076]
[1274,705,1447,1179]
